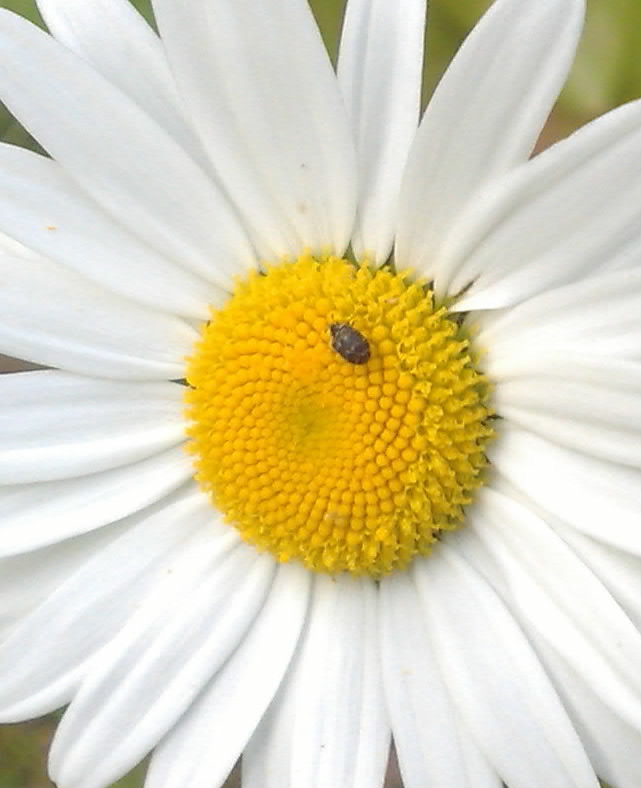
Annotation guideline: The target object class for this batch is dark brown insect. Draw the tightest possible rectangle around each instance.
[329,323,370,365]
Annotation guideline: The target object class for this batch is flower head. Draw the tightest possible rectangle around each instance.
[1,1,641,787]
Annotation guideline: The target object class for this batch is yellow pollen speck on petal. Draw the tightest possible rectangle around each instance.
[184,253,494,577]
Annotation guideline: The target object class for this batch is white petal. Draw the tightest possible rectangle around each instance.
[598,229,641,272]
[0,250,197,378]
[152,0,357,260]
[489,424,641,556]
[477,267,641,361]
[0,371,185,483]
[449,99,641,311]
[0,446,192,556]
[395,0,584,291]
[489,355,641,467]
[534,638,641,788]
[49,541,273,788]
[0,487,217,721]
[471,487,641,732]
[0,230,34,257]
[0,11,255,288]
[337,0,425,263]
[36,0,206,163]
[458,524,641,788]
[0,143,224,317]
[146,562,310,788]
[415,544,598,788]
[380,571,500,788]
[243,574,389,788]
[555,526,641,632]
[0,519,130,637]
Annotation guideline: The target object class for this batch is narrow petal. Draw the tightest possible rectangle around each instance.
[534,638,641,788]
[415,544,598,788]
[0,372,185,483]
[0,11,255,287]
[489,355,641,466]
[36,0,206,162]
[598,230,641,273]
[152,0,357,260]
[145,563,311,788]
[0,446,192,556]
[0,143,225,317]
[458,525,641,788]
[243,575,389,788]
[49,542,273,788]
[489,424,641,556]
[380,572,500,788]
[448,99,641,310]
[0,519,130,636]
[0,487,219,722]
[0,248,197,378]
[556,527,641,632]
[337,0,425,263]
[477,267,641,362]
[470,487,641,732]
[395,0,584,291]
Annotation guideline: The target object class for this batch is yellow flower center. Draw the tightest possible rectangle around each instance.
[185,254,493,576]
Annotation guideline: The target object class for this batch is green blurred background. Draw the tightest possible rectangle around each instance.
[1,0,640,785]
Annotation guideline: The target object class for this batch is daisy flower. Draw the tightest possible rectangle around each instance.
[1,0,641,786]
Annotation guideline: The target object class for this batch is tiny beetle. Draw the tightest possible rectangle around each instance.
[329,323,370,365]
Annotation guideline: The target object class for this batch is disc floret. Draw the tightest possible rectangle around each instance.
[185,254,493,576]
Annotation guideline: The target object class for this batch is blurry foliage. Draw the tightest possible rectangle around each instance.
[0,0,636,786]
